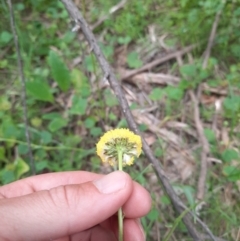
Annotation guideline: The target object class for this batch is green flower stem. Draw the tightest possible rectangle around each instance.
[117,149,123,241]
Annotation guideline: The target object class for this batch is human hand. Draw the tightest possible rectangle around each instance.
[0,171,151,241]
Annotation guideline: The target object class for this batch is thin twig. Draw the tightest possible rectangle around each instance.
[121,44,198,81]
[91,0,127,30]
[202,7,223,69]
[7,0,36,175]
[194,3,224,200]
[59,1,223,240]
[189,90,210,201]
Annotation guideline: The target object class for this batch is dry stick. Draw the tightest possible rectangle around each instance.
[7,0,36,175]
[202,9,222,69]
[121,44,198,81]
[189,91,210,200]
[194,7,223,200]
[91,0,127,30]
[60,1,220,240]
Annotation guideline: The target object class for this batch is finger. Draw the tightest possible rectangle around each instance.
[71,225,117,241]
[124,219,146,241]
[0,171,133,241]
[122,181,151,218]
[70,219,145,241]
[0,171,151,219]
[0,171,101,198]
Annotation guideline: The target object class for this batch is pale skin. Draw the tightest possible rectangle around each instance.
[0,171,151,241]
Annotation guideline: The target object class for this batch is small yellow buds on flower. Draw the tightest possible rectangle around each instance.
[96,128,142,166]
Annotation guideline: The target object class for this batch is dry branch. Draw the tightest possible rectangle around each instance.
[7,0,35,175]
[189,90,210,200]
[121,44,198,81]
[60,1,223,240]
[202,7,223,69]
[195,4,224,200]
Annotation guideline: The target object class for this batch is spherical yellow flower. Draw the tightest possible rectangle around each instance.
[96,128,142,166]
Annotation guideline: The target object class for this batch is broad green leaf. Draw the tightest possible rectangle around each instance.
[0,146,5,161]
[17,144,29,155]
[104,89,118,107]
[224,96,240,112]
[40,131,52,144]
[204,128,216,143]
[0,97,11,111]
[48,50,71,91]
[0,169,15,184]
[84,117,96,129]
[147,209,159,222]
[221,149,239,163]
[69,96,88,115]
[90,127,102,137]
[26,80,53,102]
[14,157,30,179]
[180,64,197,77]
[223,166,240,182]
[166,86,184,101]
[127,51,143,68]
[36,161,48,172]
[71,69,91,97]
[149,88,164,101]
[48,118,68,132]
[118,36,131,45]
[84,55,96,72]
[0,31,13,44]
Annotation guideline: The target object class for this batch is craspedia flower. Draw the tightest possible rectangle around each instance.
[96,128,142,166]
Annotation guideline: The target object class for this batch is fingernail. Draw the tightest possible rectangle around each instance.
[93,171,127,194]
[136,219,146,241]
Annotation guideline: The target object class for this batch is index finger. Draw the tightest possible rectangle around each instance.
[0,171,101,198]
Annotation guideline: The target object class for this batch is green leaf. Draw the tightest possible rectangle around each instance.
[104,89,118,107]
[40,131,52,144]
[221,149,239,163]
[224,96,240,112]
[71,69,91,98]
[0,147,6,161]
[84,117,96,129]
[26,80,53,102]
[0,170,15,184]
[149,88,164,101]
[48,118,68,132]
[127,51,143,68]
[17,144,29,155]
[48,50,71,91]
[84,55,96,72]
[204,128,216,143]
[117,36,131,45]
[147,209,159,222]
[166,86,184,101]
[223,166,240,182]
[180,64,197,77]
[0,31,13,44]
[182,185,195,207]
[90,127,102,137]
[36,161,48,172]
[14,157,30,179]
[69,96,88,115]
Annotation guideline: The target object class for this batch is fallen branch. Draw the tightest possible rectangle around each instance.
[121,44,198,81]
[60,1,222,240]
[7,0,35,175]
[202,6,223,69]
[91,0,127,30]
[189,90,210,200]
[195,3,224,200]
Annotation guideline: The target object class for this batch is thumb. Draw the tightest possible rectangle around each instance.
[0,171,133,241]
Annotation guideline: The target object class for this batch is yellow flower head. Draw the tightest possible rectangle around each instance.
[96,128,142,166]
